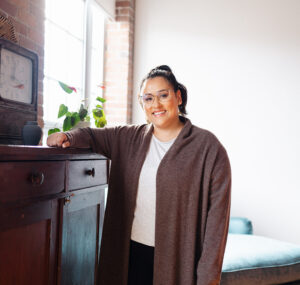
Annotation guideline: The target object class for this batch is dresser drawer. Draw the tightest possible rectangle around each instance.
[0,161,65,203]
[67,160,107,191]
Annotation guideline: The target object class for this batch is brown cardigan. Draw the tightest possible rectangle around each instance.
[65,117,231,285]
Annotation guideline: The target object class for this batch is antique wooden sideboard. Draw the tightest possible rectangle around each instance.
[0,145,108,285]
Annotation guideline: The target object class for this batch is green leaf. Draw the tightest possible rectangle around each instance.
[85,115,91,122]
[95,118,107,128]
[70,112,81,127]
[93,108,103,119]
[96,104,103,109]
[63,116,72,131]
[100,120,107,127]
[58,104,68,118]
[48,128,61,135]
[96,96,106,103]
[58,81,74,94]
[94,111,107,128]
[79,104,88,120]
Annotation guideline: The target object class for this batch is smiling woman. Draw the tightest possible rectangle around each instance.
[138,66,186,141]
[47,65,231,285]
[140,77,183,138]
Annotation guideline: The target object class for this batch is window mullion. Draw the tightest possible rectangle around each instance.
[83,0,93,110]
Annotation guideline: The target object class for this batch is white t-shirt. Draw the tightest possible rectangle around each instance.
[130,134,176,246]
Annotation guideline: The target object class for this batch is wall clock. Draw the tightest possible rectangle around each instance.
[0,47,33,104]
[0,38,38,144]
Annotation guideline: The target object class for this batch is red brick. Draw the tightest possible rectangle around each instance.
[38,104,44,117]
[38,69,44,80]
[106,109,127,116]
[29,0,45,10]
[116,1,131,8]
[0,0,18,17]
[29,42,40,53]
[37,116,44,126]
[35,44,44,57]
[38,80,43,93]
[104,92,125,100]
[104,0,135,125]
[116,7,134,16]
[106,88,129,97]
[106,56,129,63]
[29,2,44,22]
[28,28,44,45]
[38,57,44,71]
[9,17,28,36]
[38,92,43,105]
[18,8,37,28]
[9,0,29,9]
[0,10,8,18]
[106,29,128,38]
[19,34,36,51]
[120,22,130,29]
[105,102,127,109]
[116,15,130,22]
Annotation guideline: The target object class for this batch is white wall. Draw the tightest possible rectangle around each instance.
[132,0,300,244]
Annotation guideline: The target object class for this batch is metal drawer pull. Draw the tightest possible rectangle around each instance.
[30,172,44,186]
[85,168,95,177]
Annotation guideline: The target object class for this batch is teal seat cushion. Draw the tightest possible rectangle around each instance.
[229,217,253,235]
[221,234,300,284]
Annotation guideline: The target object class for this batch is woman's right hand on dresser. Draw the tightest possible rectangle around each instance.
[47,132,71,148]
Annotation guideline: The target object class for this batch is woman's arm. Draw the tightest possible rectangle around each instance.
[196,145,231,285]
[47,126,119,159]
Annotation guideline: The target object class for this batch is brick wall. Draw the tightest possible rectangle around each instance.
[104,0,135,125]
[0,0,45,128]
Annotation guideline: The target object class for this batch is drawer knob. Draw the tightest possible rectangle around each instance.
[30,172,45,186]
[86,168,95,177]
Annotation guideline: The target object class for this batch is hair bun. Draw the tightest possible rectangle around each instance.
[156,65,172,72]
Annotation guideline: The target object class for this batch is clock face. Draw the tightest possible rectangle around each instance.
[0,48,33,104]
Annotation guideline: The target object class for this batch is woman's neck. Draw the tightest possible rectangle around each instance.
[153,119,184,142]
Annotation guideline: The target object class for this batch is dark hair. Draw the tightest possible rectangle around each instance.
[139,65,188,116]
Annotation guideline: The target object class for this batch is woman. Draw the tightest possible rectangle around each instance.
[47,65,231,285]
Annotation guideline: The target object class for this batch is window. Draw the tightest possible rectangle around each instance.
[43,0,107,142]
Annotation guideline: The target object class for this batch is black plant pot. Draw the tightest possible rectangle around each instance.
[22,121,42,145]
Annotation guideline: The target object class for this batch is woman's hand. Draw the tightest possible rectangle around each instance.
[47,132,71,148]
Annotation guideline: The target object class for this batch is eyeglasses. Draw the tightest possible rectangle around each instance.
[139,89,172,106]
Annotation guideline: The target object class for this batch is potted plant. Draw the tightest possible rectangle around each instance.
[48,81,107,135]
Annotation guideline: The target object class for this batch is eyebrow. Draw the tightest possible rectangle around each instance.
[144,89,168,95]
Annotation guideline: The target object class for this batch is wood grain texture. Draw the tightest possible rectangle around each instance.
[0,145,106,161]
[0,200,59,285]
[0,145,108,285]
[60,187,106,285]
[0,161,65,202]
[68,160,107,191]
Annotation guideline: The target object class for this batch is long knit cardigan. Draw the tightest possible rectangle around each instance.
[65,117,231,285]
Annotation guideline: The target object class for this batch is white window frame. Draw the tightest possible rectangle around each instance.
[43,0,107,143]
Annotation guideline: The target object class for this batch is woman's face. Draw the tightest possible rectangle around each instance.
[140,77,182,129]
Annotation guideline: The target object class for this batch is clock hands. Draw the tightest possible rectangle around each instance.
[13,84,25,89]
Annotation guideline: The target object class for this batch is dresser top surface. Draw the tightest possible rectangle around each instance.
[0,145,106,161]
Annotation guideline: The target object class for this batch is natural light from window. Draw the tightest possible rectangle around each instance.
[43,0,106,142]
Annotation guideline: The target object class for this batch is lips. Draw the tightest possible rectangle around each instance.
[152,110,166,116]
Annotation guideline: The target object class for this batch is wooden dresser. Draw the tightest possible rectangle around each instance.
[0,145,108,285]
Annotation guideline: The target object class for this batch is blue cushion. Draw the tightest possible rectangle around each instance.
[221,234,300,284]
[229,217,253,235]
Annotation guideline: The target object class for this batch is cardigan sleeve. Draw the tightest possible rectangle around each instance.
[196,144,231,285]
[64,126,119,159]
